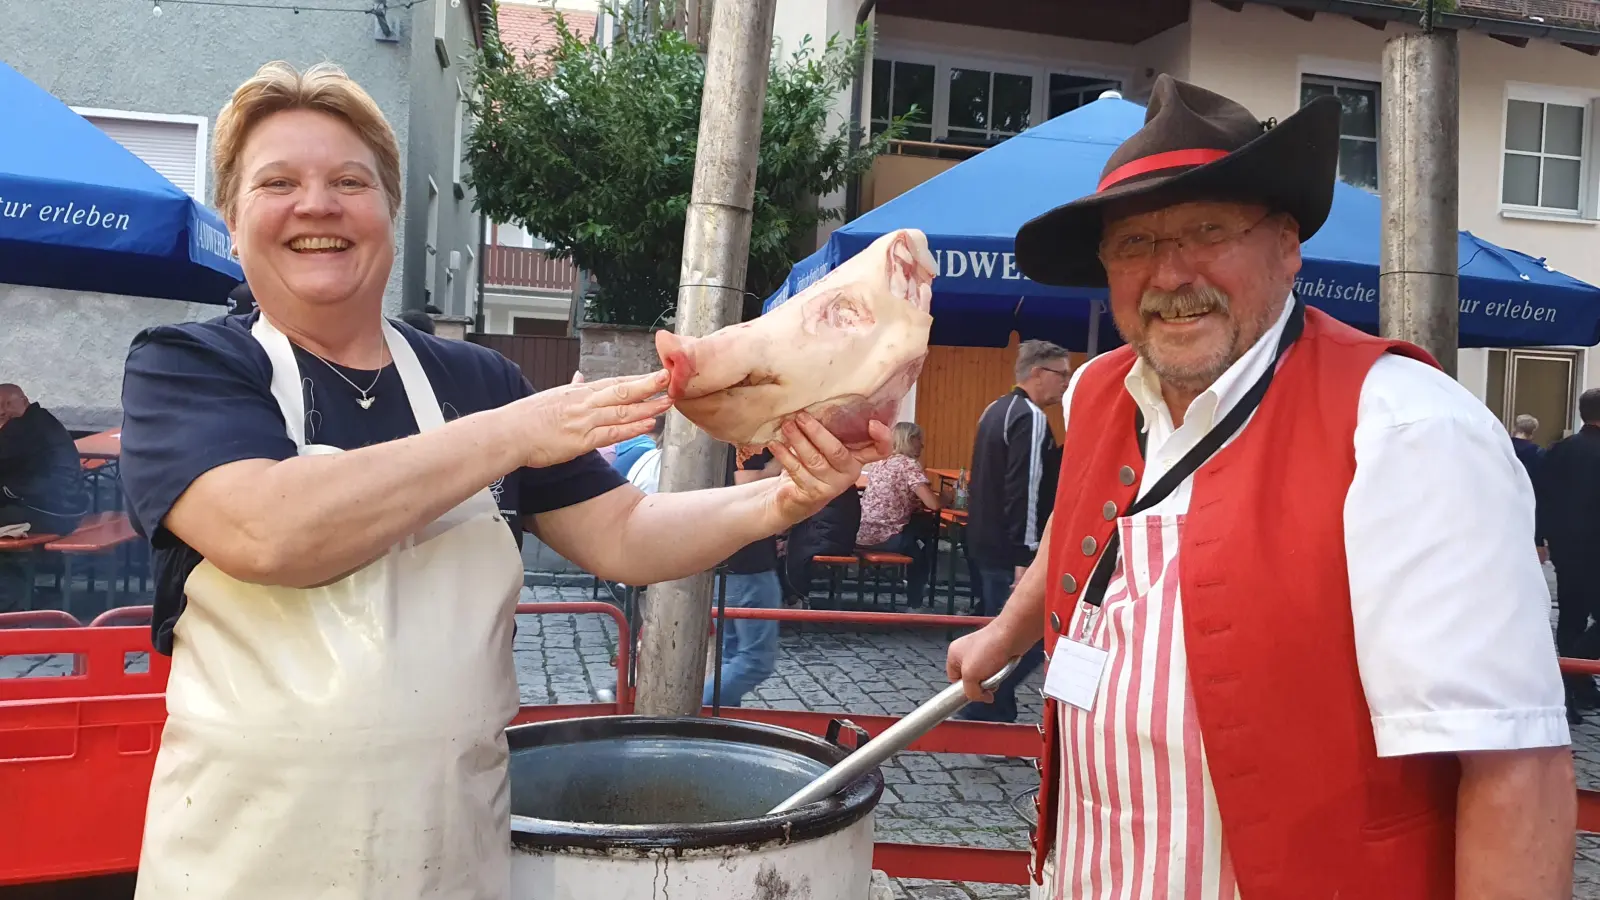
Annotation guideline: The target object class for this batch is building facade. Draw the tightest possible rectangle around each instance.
[0,0,486,428]
[763,0,1600,463]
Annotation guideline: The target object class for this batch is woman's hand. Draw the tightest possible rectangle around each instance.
[763,414,892,530]
[506,370,673,469]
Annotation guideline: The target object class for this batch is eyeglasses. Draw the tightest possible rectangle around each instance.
[1099,212,1277,269]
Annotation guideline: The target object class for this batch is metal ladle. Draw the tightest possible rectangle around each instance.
[766,657,1022,815]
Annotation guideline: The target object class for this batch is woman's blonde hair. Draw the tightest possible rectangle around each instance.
[889,422,924,458]
[212,61,403,222]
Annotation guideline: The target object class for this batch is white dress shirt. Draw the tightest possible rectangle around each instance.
[1061,295,1570,756]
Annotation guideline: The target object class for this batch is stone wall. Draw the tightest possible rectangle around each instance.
[578,323,661,380]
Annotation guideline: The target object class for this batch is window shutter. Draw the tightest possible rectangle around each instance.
[86,116,200,197]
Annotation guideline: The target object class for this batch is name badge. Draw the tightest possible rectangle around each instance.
[1042,636,1109,712]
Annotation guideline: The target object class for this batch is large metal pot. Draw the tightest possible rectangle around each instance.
[508,715,884,899]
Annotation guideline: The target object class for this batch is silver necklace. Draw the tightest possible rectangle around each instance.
[308,345,389,409]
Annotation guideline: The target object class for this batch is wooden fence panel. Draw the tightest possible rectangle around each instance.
[468,333,581,393]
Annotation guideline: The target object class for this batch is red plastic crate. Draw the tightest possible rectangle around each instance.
[0,617,170,703]
[0,616,170,885]
[0,693,165,885]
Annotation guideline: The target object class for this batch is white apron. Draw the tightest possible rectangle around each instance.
[1034,514,1242,900]
[134,315,526,900]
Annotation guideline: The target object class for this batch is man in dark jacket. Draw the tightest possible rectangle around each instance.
[0,384,88,536]
[958,340,1070,722]
[1537,390,1600,722]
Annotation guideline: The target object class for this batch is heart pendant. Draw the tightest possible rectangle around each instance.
[358,396,375,410]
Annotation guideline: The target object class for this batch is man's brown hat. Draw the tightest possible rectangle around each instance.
[1014,74,1342,288]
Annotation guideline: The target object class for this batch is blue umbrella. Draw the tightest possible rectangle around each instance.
[766,96,1600,351]
[0,61,242,304]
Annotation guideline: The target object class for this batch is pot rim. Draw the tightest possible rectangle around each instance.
[506,715,884,852]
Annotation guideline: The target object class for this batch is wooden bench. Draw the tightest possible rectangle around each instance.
[858,550,916,611]
[0,531,63,610]
[45,512,140,616]
[810,554,860,609]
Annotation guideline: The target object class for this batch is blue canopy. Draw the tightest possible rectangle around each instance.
[0,61,242,304]
[765,96,1600,351]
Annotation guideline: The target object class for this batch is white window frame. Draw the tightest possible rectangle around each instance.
[1499,81,1600,223]
[71,107,209,202]
[869,42,1132,147]
[1299,73,1381,193]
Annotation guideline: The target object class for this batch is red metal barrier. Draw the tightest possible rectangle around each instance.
[513,601,633,709]
[718,607,993,628]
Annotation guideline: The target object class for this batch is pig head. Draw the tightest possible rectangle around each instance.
[655,228,936,449]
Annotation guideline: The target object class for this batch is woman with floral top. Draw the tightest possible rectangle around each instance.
[857,422,941,607]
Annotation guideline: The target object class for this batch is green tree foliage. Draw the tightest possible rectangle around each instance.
[467,6,907,326]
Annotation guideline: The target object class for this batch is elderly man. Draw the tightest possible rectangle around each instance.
[947,76,1573,899]
[0,384,88,538]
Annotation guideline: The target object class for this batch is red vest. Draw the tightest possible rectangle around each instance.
[1034,307,1459,898]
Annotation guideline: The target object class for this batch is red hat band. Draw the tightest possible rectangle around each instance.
[1097,148,1231,193]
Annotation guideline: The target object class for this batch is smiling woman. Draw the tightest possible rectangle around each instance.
[115,60,888,900]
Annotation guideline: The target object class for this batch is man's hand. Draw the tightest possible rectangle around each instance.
[763,414,891,529]
[1014,565,1028,588]
[948,618,1031,703]
[1537,544,1549,564]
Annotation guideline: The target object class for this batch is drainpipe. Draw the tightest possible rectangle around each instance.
[474,212,487,333]
[842,0,879,223]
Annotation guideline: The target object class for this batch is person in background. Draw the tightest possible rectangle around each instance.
[611,414,665,478]
[1537,390,1600,723]
[780,484,862,607]
[956,340,1069,723]
[0,384,88,538]
[227,281,257,314]
[857,422,940,608]
[1512,413,1543,473]
[704,447,785,707]
[398,309,436,335]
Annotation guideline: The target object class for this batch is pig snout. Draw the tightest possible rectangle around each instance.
[655,330,699,400]
[654,326,761,402]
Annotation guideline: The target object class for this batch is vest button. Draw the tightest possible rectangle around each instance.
[1119,465,1136,485]
[1102,501,1117,520]
[1081,536,1097,555]
[1049,612,1062,632]
[1061,573,1077,593]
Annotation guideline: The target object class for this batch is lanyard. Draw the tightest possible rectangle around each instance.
[1079,298,1306,611]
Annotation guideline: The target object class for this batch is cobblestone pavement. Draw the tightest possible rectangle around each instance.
[5,575,1598,897]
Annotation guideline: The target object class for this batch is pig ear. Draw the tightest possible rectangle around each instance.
[889,232,934,314]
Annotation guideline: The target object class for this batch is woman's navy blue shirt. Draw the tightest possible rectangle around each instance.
[119,311,624,654]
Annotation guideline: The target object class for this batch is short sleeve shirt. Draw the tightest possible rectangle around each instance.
[119,311,625,654]
[857,453,929,547]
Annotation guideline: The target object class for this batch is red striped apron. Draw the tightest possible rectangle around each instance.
[1038,514,1241,900]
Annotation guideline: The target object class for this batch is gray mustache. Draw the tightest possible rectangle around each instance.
[1140,286,1231,319]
